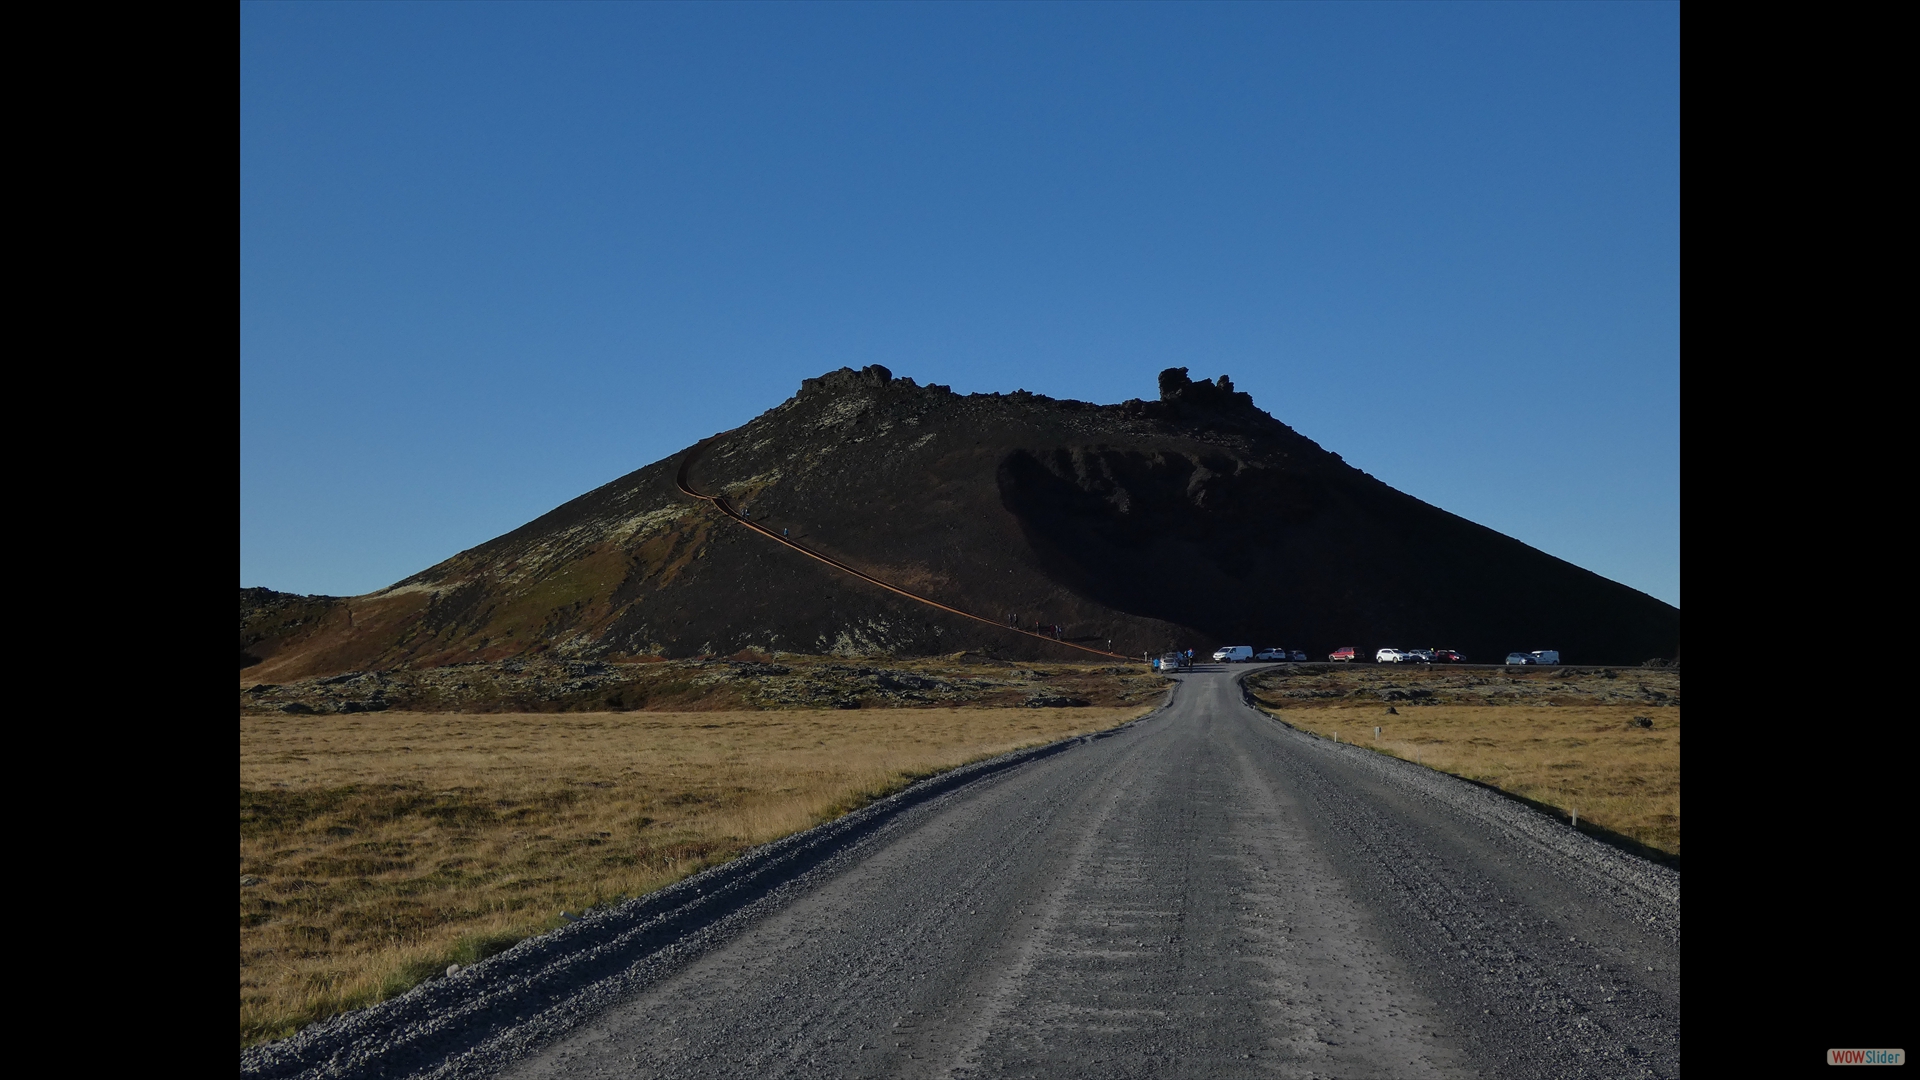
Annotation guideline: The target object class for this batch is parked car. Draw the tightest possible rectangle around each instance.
[1505,652,1535,665]
[1432,649,1463,663]
[1376,648,1411,663]
[1290,649,1309,662]
[1329,647,1357,662]
[1530,650,1561,665]
[1254,647,1290,661]
[1405,648,1436,663]
[1212,645,1254,663]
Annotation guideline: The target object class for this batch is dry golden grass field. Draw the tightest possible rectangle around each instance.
[240,703,1149,1047]
[1245,665,1680,863]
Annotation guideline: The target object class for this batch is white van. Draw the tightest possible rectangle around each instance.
[1212,646,1254,663]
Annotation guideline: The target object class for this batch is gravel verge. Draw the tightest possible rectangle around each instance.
[238,698,1170,1080]
[1236,672,1680,1077]
[1242,682,1679,937]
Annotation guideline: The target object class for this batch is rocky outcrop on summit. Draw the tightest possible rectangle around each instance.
[242,366,1677,681]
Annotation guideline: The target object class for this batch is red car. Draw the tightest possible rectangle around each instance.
[1432,649,1464,663]
[1329,646,1357,662]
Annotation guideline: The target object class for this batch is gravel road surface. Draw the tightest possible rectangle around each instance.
[244,666,1679,1079]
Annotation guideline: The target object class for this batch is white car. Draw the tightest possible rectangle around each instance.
[1212,646,1254,663]
[1254,647,1290,661]
[1376,648,1411,663]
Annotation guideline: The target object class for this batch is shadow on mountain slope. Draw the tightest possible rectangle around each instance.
[243,366,1677,681]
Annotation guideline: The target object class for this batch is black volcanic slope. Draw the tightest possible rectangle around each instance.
[245,366,1677,679]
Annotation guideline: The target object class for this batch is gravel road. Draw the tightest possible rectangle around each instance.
[243,666,1679,1079]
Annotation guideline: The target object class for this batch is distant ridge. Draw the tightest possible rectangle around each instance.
[242,366,1678,679]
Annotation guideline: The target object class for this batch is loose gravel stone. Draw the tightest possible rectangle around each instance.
[240,667,1677,1080]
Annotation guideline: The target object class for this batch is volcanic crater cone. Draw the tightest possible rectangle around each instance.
[243,366,1678,679]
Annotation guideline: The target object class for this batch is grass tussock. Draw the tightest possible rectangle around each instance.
[240,705,1146,1047]
[1253,703,1679,860]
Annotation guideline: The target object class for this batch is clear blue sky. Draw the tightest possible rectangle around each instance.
[241,2,1679,607]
